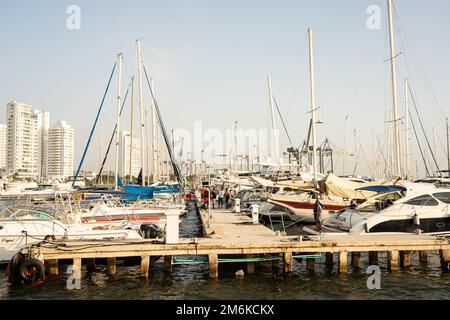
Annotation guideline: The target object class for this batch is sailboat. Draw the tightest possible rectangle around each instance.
[304,0,450,235]
[264,28,352,222]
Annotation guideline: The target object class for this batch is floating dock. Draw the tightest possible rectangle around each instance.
[19,203,450,281]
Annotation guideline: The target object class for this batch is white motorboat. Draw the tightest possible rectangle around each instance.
[307,183,450,235]
[0,208,142,264]
[268,190,349,223]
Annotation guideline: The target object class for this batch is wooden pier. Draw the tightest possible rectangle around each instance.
[19,206,450,281]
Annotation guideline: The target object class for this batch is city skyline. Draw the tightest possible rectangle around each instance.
[4,101,74,180]
[1,1,449,178]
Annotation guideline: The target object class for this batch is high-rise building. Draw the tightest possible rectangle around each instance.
[0,124,6,173]
[118,131,141,179]
[36,110,50,180]
[47,121,74,179]
[6,101,39,178]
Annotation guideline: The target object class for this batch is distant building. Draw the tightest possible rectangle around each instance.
[118,131,142,178]
[6,101,39,179]
[36,110,50,180]
[47,121,74,179]
[0,124,6,173]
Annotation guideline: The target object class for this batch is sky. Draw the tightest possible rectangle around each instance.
[0,0,449,178]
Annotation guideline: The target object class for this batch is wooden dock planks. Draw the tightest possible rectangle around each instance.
[19,208,450,279]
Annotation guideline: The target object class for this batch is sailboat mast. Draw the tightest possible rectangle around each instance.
[145,107,150,184]
[308,28,318,184]
[99,125,103,184]
[404,78,411,180]
[387,0,402,177]
[229,121,233,172]
[114,53,123,191]
[136,39,145,186]
[447,117,450,177]
[267,75,278,163]
[129,76,135,182]
[151,78,158,182]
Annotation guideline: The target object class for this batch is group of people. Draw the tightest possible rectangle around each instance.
[201,187,231,210]
[193,185,324,232]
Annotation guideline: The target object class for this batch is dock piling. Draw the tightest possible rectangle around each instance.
[165,256,173,272]
[400,251,411,268]
[369,251,378,265]
[209,254,218,278]
[283,251,293,275]
[388,251,399,271]
[140,255,150,278]
[107,257,117,276]
[73,258,82,277]
[306,258,315,271]
[439,249,450,268]
[351,252,361,269]
[419,251,428,264]
[246,255,255,274]
[338,251,348,273]
[325,252,334,267]
[46,259,59,276]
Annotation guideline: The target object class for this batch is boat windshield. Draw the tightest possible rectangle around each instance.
[404,194,439,207]
[0,207,57,220]
[356,192,403,212]
[432,192,450,204]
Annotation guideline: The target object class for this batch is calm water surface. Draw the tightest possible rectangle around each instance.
[1,203,449,300]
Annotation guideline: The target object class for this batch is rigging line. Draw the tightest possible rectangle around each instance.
[334,114,349,147]
[73,62,116,187]
[279,32,308,102]
[356,135,376,179]
[375,134,388,178]
[142,63,185,186]
[352,144,362,177]
[272,95,294,148]
[326,139,353,156]
[436,133,450,163]
[95,82,131,183]
[393,4,446,120]
[285,32,309,127]
[408,85,441,176]
[377,125,391,177]
[409,108,430,177]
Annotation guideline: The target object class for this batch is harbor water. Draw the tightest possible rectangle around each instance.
[1,204,450,300]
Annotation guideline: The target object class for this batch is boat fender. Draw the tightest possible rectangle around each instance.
[447,262,450,272]
[17,258,45,284]
[5,254,23,283]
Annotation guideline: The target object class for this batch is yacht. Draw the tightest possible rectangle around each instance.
[306,183,450,235]
[0,207,142,263]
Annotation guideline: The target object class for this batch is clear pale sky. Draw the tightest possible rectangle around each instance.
[0,0,449,178]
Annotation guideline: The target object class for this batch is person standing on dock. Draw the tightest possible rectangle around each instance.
[313,196,324,232]
[203,189,209,210]
[211,189,217,209]
[224,188,230,209]
[218,189,225,209]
